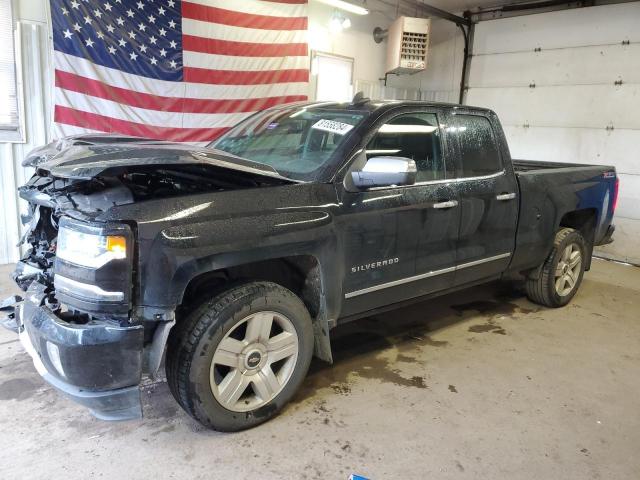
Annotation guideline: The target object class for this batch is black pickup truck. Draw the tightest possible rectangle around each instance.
[5,99,617,431]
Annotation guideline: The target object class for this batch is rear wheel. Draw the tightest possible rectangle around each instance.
[166,281,314,431]
[525,227,587,308]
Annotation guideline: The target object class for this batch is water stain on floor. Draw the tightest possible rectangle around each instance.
[451,299,537,318]
[0,378,39,401]
[468,323,507,335]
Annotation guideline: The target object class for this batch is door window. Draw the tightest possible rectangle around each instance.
[366,112,445,182]
[450,115,502,177]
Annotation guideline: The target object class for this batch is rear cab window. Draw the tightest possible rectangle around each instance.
[448,114,503,178]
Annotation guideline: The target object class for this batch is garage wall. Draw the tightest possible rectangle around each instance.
[466,2,640,264]
[0,0,50,264]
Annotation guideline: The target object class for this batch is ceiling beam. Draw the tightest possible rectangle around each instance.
[408,1,472,26]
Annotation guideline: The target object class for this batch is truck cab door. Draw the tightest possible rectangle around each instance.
[337,109,459,317]
[447,112,519,285]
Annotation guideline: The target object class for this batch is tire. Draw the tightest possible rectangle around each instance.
[525,227,587,308]
[166,281,314,431]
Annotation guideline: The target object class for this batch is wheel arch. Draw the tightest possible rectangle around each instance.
[558,208,597,271]
[178,254,334,363]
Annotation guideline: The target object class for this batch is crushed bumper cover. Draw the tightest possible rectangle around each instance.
[14,282,144,421]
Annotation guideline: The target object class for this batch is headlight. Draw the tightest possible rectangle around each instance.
[57,226,127,268]
[54,217,133,313]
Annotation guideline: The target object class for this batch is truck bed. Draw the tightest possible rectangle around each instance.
[512,159,599,173]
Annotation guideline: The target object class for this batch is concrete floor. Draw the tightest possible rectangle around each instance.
[0,259,639,480]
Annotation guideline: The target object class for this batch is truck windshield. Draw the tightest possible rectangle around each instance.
[209,106,367,181]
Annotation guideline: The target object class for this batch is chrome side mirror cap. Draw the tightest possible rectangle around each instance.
[351,156,417,189]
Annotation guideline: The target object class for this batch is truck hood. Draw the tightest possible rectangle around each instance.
[25,134,293,183]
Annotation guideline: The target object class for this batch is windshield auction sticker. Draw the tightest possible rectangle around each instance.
[312,119,354,135]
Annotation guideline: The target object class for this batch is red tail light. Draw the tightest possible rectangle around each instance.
[612,177,619,213]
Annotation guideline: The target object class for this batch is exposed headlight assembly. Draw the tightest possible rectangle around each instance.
[54,217,133,313]
[57,225,127,268]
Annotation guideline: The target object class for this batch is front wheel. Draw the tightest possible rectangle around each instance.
[525,227,587,308]
[166,281,314,431]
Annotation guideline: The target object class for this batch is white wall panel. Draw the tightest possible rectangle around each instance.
[469,84,640,129]
[473,2,640,54]
[0,17,50,264]
[503,125,640,176]
[470,43,640,88]
[467,3,640,262]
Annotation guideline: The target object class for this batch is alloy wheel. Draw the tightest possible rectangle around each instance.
[554,243,582,296]
[210,311,299,412]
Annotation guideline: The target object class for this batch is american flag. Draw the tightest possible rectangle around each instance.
[50,0,309,142]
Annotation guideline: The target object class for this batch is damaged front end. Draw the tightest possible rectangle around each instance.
[7,138,295,421]
[10,174,145,420]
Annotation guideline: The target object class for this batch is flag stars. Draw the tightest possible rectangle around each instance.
[108,45,117,54]
[116,17,124,26]
[138,22,146,32]
[70,0,80,9]
[106,24,115,33]
[94,8,102,18]
[158,6,166,15]
[159,27,166,36]
[83,15,92,24]
[169,40,177,49]
[150,57,157,65]
[61,6,69,15]
[130,51,138,61]
[136,1,144,9]
[169,59,177,69]
[148,15,156,23]
[140,44,147,53]
[63,29,73,39]
[85,38,95,47]
[126,9,135,18]
[128,31,137,39]
[159,48,167,57]
[149,35,157,45]
[118,38,127,47]
[73,22,82,32]
[96,31,104,39]
[104,2,112,11]
[168,19,176,28]
[168,0,175,7]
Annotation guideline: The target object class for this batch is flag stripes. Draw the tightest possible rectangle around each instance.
[52,0,309,142]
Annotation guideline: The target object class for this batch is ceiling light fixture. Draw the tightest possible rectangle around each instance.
[329,11,352,33]
[314,0,368,15]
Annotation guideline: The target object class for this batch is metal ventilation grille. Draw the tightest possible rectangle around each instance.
[400,31,428,69]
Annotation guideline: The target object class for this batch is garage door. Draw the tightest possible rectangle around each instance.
[466,2,640,264]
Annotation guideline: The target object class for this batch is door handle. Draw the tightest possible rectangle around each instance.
[496,193,517,201]
[433,200,458,209]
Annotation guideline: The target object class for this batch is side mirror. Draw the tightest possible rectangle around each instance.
[351,156,417,189]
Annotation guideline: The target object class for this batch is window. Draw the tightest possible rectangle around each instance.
[450,115,502,177]
[313,52,354,103]
[211,105,368,181]
[0,0,20,142]
[366,112,445,182]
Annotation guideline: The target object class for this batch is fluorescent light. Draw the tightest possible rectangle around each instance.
[378,124,438,134]
[314,0,368,15]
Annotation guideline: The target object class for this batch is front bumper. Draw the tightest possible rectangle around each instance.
[15,281,144,420]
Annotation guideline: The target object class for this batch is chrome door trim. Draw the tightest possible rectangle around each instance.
[365,169,506,192]
[344,252,511,299]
